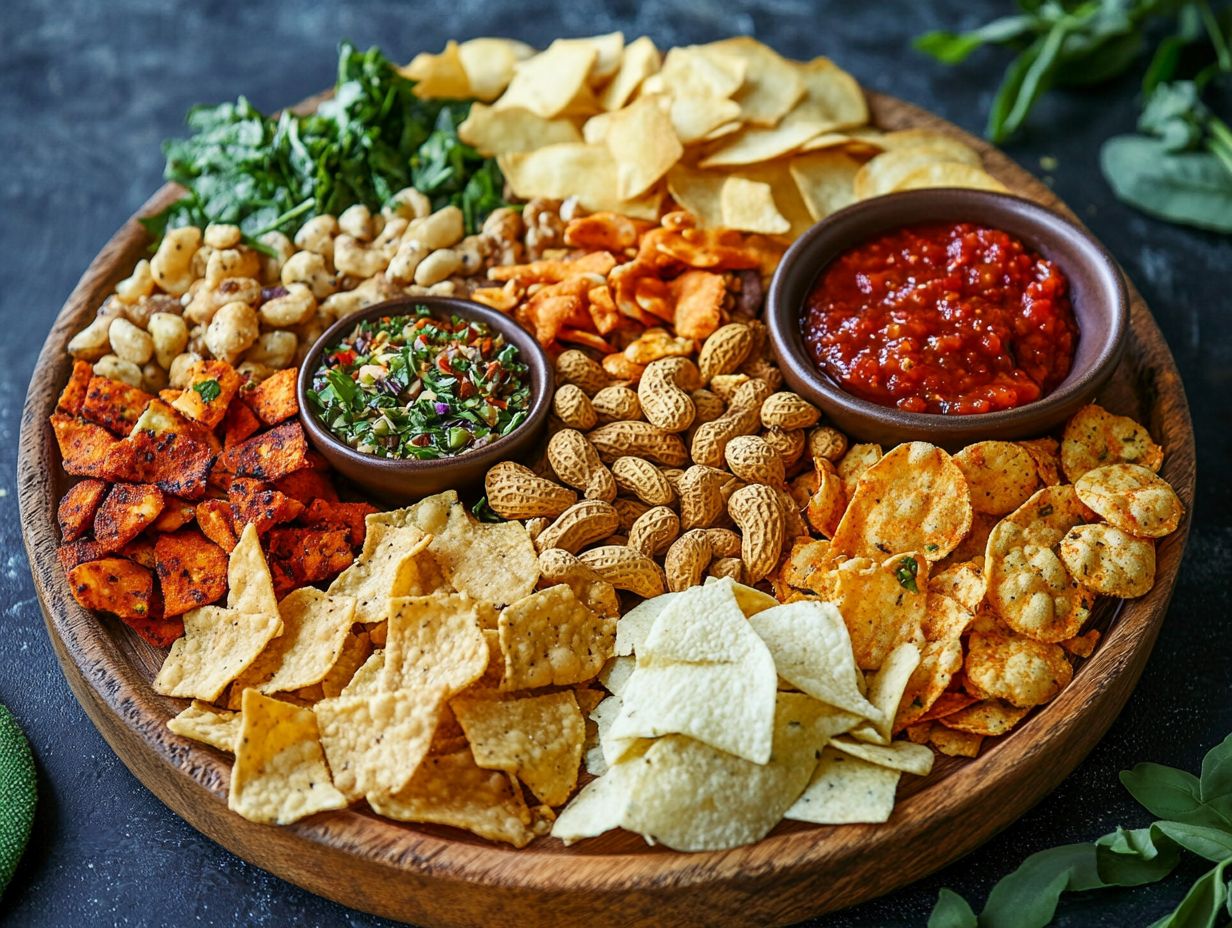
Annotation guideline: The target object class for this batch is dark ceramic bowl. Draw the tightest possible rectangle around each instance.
[766,189,1128,446]
[297,296,553,504]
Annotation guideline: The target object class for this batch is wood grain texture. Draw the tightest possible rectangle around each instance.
[17,90,1196,928]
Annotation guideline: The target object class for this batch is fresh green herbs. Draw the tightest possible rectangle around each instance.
[307,307,530,461]
[916,1,1232,232]
[928,732,1232,928]
[141,42,508,248]
[895,555,920,593]
[192,379,221,404]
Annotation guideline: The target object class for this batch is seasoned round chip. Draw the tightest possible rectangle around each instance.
[836,442,882,498]
[893,637,963,732]
[921,592,975,642]
[1061,404,1163,481]
[929,561,986,613]
[1059,523,1156,598]
[964,630,1073,708]
[830,442,972,562]
[984,486,1095,641]
[1018,437,1061,487]
[1074,463,1183,539]
[941,510,997,567]
[936,699,1031,737]
[953,441,1039,516]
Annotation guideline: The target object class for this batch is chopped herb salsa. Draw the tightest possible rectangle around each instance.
[307,308,530,460]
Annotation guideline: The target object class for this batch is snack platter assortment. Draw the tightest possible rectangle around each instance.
[18,34,1194,928]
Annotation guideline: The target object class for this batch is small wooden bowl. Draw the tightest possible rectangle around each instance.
[297,296,553,504]
[766,189,1129,446]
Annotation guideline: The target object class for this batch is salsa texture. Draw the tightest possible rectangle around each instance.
[308,308,530,459]
[802,222,1079,415]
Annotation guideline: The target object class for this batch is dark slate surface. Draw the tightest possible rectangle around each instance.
[1,1,1229,925]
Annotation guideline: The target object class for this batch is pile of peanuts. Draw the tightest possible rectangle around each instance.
[484,318,847,613]
[67,190,570,393]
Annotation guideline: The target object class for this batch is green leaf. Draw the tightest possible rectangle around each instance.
[1155,822,1232,862]
[914,15,1038,64]
[980,843,1099,928]
[1095,825,1182,885]
[192,379,221,404]
[1121,763,1207,820]
[1201,732,1232,801]
[926,888,977,928]
[1101,134,1232,233]
[986,36,1043,142]
[1149,858,1232,928]
[999,17,1073,140]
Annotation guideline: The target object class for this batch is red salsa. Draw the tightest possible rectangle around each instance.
[802,222,1078,414]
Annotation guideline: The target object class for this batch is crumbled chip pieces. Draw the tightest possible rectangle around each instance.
[964,630,1073,708]
[167,700,241,753]
[1059,523,1156,597]
[383,592,489,698]
[831,442,972,562]
[228,690,347,825]
[452,691,585,806]
[785,747,900,825]
[499,585,614,690]
[1074,463,1184,539]
[1061,403,1164,481]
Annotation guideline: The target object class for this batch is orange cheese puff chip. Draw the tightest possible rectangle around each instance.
[57,360,94,416]
[222,399,262,448]
[247,367,299,426]
[299,499,378,547]
[151,499,196,533]
[273,469,339,505]
[221,421,310,482]
[81,376,154,435]
[58,478,108,542]
[196,499,238,553]
[67,556,155,621]
[103,429,215,500]
[586,285,622,336]
[564,212,653,251]
[670,269,727,340]
[155,529,229,617]
[487,250,618,286]
[51,414,120,478]
[171,359,243,429]
[93,482,165,553]
[228,477,305,535]
[267,527,354,586]
[58,539,104,572]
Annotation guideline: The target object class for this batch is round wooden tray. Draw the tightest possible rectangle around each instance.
[18,89,1195,928]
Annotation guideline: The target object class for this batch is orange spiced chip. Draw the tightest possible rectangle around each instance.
[81,376,154,435]
[56,360,94,416]
[247,367,299,426]
[57,479,108,542]
[155,529,229,617]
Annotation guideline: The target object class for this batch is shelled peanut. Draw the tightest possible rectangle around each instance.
[484,319,843,602]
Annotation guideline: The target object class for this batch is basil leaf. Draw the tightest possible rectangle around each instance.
[979,843,1098,927]
[1101,135,1232,233]
[193,379,221,404]
[1201,732,1232,801]
[1155,822,1232,862]
[1120,763,1213,821]
[914,15,1038,64]
[926,888,977,928]
[1149,858,1232,928]
[1095,825,1182,884]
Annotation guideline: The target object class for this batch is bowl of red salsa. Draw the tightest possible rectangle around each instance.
[297,296,553,503]
[766,188,1128,445]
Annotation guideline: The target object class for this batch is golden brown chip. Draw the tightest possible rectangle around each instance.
[600,36,661,111]
[891,163,1008,194]
[458,102,583,155]
[831,442,972,562]
[921,592,975,642]
[328,520,442,624]
[703,37,803,125]
[937,698,1031,737]
[953,441,1040,516]
[929,726,983,758]
[837,442,882,497]
[498,585,615,690]
[455,37,534,101]
[789,150,861,221]
[404,39,472,98]
[1074,463,1183,539]
[452,690,585,806]
[494,40,598,118]
[1061,404,1164,481]
[805,464,846,540]
[1060,629,1101,659]
[229,589,357,695]
[929,561,986,613]
[964,629,1073,708]
[893,637,963,732]
[606,93,682,199]
[718,176,790,235]
[383,592,489,698]
[1018,437,1062,486]
[852,145,981,199]
[1059,523,1156,598]
[827,554,929,671]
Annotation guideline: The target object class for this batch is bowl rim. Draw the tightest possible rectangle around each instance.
[296,295,554,475]
[766,187,1130,435]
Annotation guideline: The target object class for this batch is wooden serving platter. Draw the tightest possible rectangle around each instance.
[18,90,1195,928]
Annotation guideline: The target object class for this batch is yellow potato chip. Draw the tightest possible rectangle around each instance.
[340,649,385,698]
[954,440,1041,516]
[1061,403,1164,481]
[314,685,444,801]
[929,561,987,613]
[749,600,879,720]
[228,690,347,824]
[703,37,804,126]
[792,57,868,130]
[837,441,883,497]
[938,698,1032,737]
[665,166,727,228]
[827,554,929,671]
[654,45,746,101]
[605,94,682,198]
[614,591,677,656]
[892,162,1009,195]
[718,175,790,235]
[403,40,471,99]
[964,629,1073,708]
[929,726,983,758]
[230,589,357,696]
[799,131,856,153]
[153,605,283,701]
[892,636,963,732]
[727,160,818,238]
[457,37,534,102]
[853,146,982,200]
[228,522,279,618]
[494,41,599,118]
[785,746,900,825]
[383,592,488,698]
[1074,463,1183,539]
[452,690,585,806]
[600,35,661,110]
[167,700,240,753]
[832,442,972,562]
[985,486,1096,642]
[779,537,834,591]
[699,112,828,168]
[500,141,641,213]
[850,641,921,744]
[789,149,861,221]
[369,748,536,848]
[328,520,442,624]
[557,31,625,81]
[499,584,614,690]
[1060,523,1156,597]
[669,95,742,144]
[875,129,982,162]
[829,735,934,776]
[458,103,583,155]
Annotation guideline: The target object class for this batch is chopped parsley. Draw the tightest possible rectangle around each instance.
[895,555,920,594]
[307,307,530,461]
[193,379,222,404]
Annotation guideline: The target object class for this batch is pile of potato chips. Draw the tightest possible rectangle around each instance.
[406,34,1007,237]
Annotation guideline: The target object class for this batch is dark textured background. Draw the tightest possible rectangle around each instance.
[1,1,1229,925]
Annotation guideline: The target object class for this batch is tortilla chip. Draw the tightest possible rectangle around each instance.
[81,376,153,435]
[499,585,614,691]
[404,39,471,98]
[167,700,241,753]
[153,604,282,700]
[340,650,385,698]
[154,529,228,617]
[231,589,357,695]
[227,522,279,617]
[172,359,242,429]
[452,690,585,806]
[785,747,899,825]
[704,36,803,126]
[605,93,682,199]
[51,414,120,478]
[228,689,347,824]
[456,37,534,102]
[314,685,444,801]
[458,103,582,155]
[328,520,442,624]
[57,478,107,542]
[318,630,374,698]
[383,592,489,698]
[789,149,861,221]
[600,35,660,110]
[495,41,599,119]
[851,642,922,745]
[92,482,165,553]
